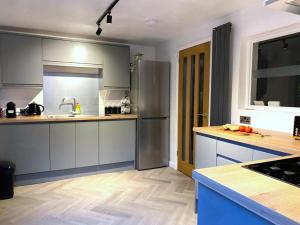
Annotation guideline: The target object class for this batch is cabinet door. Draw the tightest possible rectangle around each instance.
[217,155,236,166]
[0,34,43,85]
[252,150,280,161]
[43,39,103,65]
[50,123,76,170]
[0,124,50,175]
[99,120,136,165]
[102,45,130,88]
[217,140,253,163]
[76,122,99,168]
[195,135,217,169]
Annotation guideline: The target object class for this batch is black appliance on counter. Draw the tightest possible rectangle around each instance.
[27,102,44,116]
[6,102,16,118]
[244,157,300,188]
[294,116,300,140]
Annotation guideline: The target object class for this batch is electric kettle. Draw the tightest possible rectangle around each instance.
[27,102,44,116]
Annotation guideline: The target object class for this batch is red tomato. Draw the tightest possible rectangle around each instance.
[245,126,253,133]
[239,126,246,132]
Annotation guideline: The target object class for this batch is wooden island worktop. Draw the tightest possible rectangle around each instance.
[193,126,300,155]
[0,114,138,124]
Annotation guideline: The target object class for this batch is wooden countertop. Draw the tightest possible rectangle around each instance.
[193,126,300,155]
[0,114,138,124]
[193,155,300,224]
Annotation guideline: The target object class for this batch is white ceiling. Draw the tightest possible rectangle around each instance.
[0,0,262,45]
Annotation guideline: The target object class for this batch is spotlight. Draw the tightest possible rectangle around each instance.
[96,26,102,36]
[283,40,288,50]
[107,12,112,24]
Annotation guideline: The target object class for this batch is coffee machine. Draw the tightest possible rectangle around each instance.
[6,102,16,118]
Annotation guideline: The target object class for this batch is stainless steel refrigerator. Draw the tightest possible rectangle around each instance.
[131,57,170,170]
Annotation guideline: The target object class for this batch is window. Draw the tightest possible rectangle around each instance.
[250,32,300,108]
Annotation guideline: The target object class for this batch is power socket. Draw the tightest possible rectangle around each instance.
[240,116,251,125]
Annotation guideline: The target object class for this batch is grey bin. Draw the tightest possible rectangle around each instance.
[0,161,15,200]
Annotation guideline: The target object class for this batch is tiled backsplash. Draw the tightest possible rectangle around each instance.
[43,72,99,115]
[0,76,129,115]
[0,87,43,110]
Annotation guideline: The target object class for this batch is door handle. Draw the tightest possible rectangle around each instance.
[197,113,208,117]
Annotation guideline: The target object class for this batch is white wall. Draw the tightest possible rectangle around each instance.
[155,5,300,169]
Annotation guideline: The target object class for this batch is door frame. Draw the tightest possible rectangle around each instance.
[176,40,212,175]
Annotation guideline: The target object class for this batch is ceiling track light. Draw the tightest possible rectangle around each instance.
[96,25,102,36]
[96,0,119,36]
[107,11,112,24]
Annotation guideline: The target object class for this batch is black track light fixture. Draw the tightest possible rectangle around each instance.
[96,25,102,36]
[107,12,112,24]
[96,0,119,36]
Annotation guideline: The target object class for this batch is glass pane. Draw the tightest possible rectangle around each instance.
[251,32,300,107]
[182,57,187,161]
[198,53,205,127]
[189,55,196,164]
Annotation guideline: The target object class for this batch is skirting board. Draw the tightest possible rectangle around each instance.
[169,161,177,169]
[15,161,134,186]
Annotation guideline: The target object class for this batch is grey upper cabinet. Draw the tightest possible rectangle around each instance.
[99,120,136,165]
[195,135,217,169]
[43,39,103,65]
[0,124,50,175]
[50,123,76,171]
[75,122,99,168]
[102,45,130,88]
[0,34,43,85]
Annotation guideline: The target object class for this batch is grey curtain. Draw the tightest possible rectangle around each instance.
[210,22,232,126]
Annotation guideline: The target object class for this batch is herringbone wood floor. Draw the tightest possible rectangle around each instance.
[0,167,196,225]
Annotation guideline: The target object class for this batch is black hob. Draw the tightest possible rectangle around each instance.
[244,157,300,188]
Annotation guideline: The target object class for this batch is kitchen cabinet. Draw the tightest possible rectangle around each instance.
[102,45,130,88]
[0,34,43,85]
[252,150,280,161]
[195,135,217,169]
[43,39,103,65]
[99,120,136,165]
[50,123,76,170]
[75,122,99,168]
[217,140,253,163]
[216,155,236,166]
[0,124,50,175]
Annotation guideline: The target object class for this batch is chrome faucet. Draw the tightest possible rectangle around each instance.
[59,97,77,115]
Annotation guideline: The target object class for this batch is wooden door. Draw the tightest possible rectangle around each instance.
[178,42,211,177]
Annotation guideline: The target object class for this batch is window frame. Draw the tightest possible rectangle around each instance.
[245,24,300,113]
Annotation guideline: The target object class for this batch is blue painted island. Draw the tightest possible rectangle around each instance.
[192,126,300,225]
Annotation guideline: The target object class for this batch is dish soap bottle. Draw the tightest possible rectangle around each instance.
[75,103,81,115]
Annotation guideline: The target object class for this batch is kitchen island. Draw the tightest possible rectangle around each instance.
[193,126,300,225]
[192,156,300,225]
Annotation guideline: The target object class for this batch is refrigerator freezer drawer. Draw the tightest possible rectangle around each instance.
[137,118,169,170]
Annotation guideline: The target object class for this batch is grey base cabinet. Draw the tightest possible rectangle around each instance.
[50,123,76,171]
[75,122,99,168]
[195,134,286,169]
[99,120,136,165]
[0,124,50,175]
[195,135,217,169]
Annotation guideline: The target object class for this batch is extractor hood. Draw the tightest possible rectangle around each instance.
[265,0,300,14]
